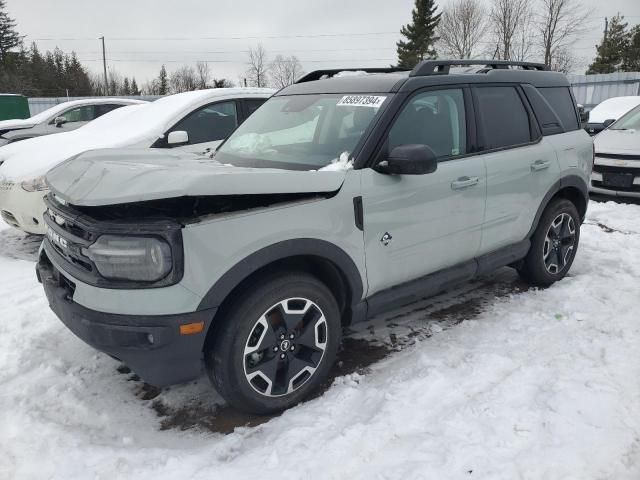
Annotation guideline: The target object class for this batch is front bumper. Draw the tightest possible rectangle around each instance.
[37,251,217,387]
[0,181,47,234]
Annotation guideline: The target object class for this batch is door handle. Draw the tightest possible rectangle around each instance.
[451,176,480,190]
[531,160,551,171]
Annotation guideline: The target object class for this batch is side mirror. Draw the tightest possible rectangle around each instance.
[603,118,616,128]
[577,105,589,126]
[54,116,67,127]
[377,144,438,175]
[167,130,189,146]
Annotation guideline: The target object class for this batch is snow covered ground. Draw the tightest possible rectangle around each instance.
[1,200,639,479]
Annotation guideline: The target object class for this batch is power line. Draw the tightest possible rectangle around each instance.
[28,31,401,41]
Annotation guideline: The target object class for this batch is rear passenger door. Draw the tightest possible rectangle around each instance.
[361,87,486,296]
[474,85,559,254]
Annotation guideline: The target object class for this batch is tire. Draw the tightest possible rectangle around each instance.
[518,198,580,287]
[205,271,341,414]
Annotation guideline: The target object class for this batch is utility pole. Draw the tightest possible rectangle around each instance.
[99,36,108,96]
[603,17,608,45]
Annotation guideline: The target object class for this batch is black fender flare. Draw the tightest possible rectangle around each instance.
[526,174,589,238]
[196,238,365,313]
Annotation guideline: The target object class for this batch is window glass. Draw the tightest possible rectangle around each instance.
[216,94,388,170]
[539,87,579,131]
[388,88,466,158]
[95,104,124,118]
[475,86,531,149]
[244,99,267,116]
[610,105,640,130]
[171,101,238,145]
[58,105,96,123]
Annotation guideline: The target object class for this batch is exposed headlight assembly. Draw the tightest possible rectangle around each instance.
[82,235,173,282]
[21,175,49,192]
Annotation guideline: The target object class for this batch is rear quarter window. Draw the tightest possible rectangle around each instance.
[538,87,579,131]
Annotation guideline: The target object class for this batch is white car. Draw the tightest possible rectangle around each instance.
[0,88,274,234]
[590,104,640,199]
[0,98,146,147]
[585,96,640,136]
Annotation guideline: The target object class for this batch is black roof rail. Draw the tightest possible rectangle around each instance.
[295,67,411,84]
[410,59,548,76]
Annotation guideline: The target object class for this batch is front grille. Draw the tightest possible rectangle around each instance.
[593,164,640,175]
[596,153,640,161]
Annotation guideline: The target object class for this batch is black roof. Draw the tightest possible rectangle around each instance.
[277,60,570,96]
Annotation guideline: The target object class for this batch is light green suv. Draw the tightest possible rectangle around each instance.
[37,60,593,414]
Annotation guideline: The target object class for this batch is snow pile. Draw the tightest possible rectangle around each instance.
[318,151,353,171]
[0,201,639,478]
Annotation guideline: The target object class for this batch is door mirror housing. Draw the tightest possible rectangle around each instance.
[377,144,438,175]
[603,118,616,128]
[54,116,67,127]
[167,130,189,145]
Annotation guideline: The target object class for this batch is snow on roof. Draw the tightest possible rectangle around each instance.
[589,96,640,123]
[0,88,275,180]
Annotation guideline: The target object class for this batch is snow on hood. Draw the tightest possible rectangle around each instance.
[0,88,274,181]
[46,148,347,206]
[594,127,640,154]
[589,96,640,123]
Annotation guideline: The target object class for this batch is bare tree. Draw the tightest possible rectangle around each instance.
[246,43,269,87]
[536,0,588,68]
[549,47,576,73]
[269,55,305,88]
[212,78,234,88]
[488,0,530,60]
[169,65,197,93]
[437,0,488,58]
[195,61,210,89]
[511,15,535,61]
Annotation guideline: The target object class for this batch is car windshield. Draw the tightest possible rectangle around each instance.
[610,105,640,130]
[214,93,390,170]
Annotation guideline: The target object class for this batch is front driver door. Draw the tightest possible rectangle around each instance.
[167,101,239,155]
[360,87,486,297]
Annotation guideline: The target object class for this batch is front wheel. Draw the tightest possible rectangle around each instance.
[205,272,341,414]
[518,198,580,287]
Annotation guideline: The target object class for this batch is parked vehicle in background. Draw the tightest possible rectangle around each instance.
[584,96,640,136]
[0,98,146,148]
[0,88,273,234]
[0,94,30,121]
[37,60,592,414]
[590,104,640,198]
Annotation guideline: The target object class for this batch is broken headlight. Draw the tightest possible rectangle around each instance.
[21,175,48,192]
[82,235,172,282]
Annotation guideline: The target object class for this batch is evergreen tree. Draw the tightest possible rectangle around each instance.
[123,77,131,95]
[158,65,168,95]
[622,25,640,71]
[0,0,21,65]
[587,15,631,74]
[396,0,442,67]
[130,77,140,95]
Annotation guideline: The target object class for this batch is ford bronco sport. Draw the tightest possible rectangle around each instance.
[37,60,593,414]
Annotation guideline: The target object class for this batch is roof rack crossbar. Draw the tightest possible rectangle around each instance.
[295,67,411,84]
[410,59,548,76]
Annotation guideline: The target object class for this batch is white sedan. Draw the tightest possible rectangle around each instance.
[0,88,273,234]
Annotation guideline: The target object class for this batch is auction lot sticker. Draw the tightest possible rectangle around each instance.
[337,95,387,107]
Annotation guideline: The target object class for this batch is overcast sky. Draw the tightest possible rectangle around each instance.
[5,0,640,87]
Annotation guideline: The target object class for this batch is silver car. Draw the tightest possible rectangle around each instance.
[590,104,640,198]
[37,60,593,415]
[0,98,146,147]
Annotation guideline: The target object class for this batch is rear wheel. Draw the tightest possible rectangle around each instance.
[205,272,341,414]
[518,198,580,287]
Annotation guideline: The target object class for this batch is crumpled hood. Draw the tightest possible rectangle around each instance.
[594,128,640,154]
[46,148,348,206]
